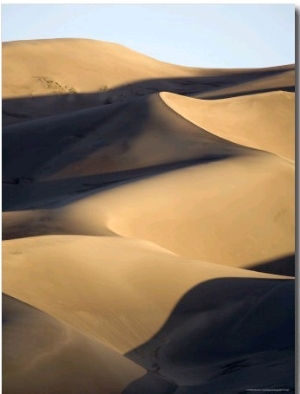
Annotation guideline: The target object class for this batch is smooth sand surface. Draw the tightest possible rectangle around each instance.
[3,235,290,353]
[161,91,295,160]
[2,38,295,393]
[3,294,145,394]
[3,93,248,181]
[192,68,295,99]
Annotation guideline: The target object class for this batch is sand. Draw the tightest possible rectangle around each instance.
[3,38,294,125]
[161,91,295,160]
[2,38,295,393]
[3,294,145,394]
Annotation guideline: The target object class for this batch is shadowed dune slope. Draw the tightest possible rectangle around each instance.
[192,68,295,99]
[125,277,294,393]
[3,93,253,182]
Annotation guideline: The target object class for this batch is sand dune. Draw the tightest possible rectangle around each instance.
[3,38,294,125]
[3,92,256,184]
[3,294,145,394]
[2,38,295,393]
[161,91,295,160]
[2,235,293,354]
[2,151,294,268]
[2,38,206,98]
[191,67,295,99]
[2,236,294,392]
[4,39,292,99]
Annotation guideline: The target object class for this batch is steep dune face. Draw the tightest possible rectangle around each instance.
[161,91,295,160]
[2,38,295,393]
[3,93,249,182]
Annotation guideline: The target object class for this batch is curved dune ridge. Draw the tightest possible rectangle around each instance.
[2,38,294,126]
[160,91,295,160]
[2,38,295,393]
[3,92,255,181]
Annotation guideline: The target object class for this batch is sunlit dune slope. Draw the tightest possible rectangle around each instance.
[2,38,205,99]
[3,236,294,392]
[2,235,291,355]
[61,154,293,267]
[161,91,295,160]
[2,150,294,268]
[2,294,145,394]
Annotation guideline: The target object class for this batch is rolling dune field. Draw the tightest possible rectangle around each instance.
[2,39,295,394]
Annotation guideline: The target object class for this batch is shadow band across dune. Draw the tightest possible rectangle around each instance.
[246,254,295,277]
[3,65,294,127]
[123,277,295,394]
[2,155,232,213]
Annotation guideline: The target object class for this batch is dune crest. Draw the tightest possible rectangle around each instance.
[160,91,295,160]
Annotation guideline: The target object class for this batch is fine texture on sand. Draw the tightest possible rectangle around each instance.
[2,38,295,393]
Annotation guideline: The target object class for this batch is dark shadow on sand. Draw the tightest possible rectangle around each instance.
[123,277,295,393]
[246,254,295,277]
[3,65,295,127]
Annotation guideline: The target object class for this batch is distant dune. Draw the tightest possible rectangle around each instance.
[2,38,295,393]
[3,38,294,125]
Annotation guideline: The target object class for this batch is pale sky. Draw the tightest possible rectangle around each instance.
[1,4,295,68]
